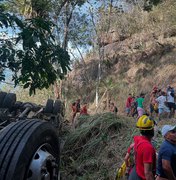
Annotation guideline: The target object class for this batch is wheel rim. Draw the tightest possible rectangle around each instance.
[27,144,58,180]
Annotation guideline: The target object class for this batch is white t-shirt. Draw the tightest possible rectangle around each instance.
[156,95,167,108]
[167,91,174,103]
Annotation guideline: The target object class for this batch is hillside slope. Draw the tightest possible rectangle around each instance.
[60,113,176,180]
[61,113,136,179]
[68,28,176,113]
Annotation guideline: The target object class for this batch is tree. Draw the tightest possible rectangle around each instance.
[0,6,71,95]
[87,0,114,107]
[4,0,90,99]
[5,0,52,18]
[51,0,89,99]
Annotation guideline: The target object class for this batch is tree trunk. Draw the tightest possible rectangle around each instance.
[54,81,60,99]
[54,2,73,100]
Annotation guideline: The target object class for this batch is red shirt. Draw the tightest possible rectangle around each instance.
[80,106,88,115]
[126,97,133,108]
[134,136,156,180]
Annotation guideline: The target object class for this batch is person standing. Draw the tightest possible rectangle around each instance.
[129,115,156,180]
[136,93,145,119]
[166,86,175,118]
[126,94,133,116]
[156,125,176,180]
[149,92,158,117]
[156,91,170,120]
[152,86,159,96]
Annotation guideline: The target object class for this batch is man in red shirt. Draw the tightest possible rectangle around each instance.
[126,94,133,116]
[129,115,156,180]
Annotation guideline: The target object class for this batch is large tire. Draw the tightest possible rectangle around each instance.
[2,93,16,111]
[50,115,60,128]
[0,120,60,180]
[53,100,62,115]
[0,92,7,107]
[44,99,54,113]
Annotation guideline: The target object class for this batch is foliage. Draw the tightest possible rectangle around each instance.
[69,12,92,50]
[5,0,52,18]
[5,0,90,50]
[0,9,71,95]
[143,0,163,11]
[53,0,90,50]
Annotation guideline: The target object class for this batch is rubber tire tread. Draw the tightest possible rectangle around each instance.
[0,92,7,107]
[2,93,16,110]
[53,100,62,115]
[0,120,38,179]
[0,120,59,180]
[44,99,54,113]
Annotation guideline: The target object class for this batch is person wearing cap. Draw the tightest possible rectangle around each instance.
[129,115,156,180]
[156,125,176,180]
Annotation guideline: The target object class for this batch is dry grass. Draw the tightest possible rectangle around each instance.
[60,112,175,180]
[60,113,138,180]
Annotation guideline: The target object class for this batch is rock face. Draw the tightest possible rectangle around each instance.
[102,29,176,83]
[99,29,121,47]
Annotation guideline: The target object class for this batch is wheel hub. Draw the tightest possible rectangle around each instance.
[27,148,58,180]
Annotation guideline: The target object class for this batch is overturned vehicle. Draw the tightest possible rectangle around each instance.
[0,91,64,180]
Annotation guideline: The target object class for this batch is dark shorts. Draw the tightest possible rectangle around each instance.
[167,102,175,110]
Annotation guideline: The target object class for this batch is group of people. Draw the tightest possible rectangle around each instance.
[125,115,176,180]
[71,99,88,125]
[150,85,175,120]
[125,93,144,118]
[71,99,118,126]
[125,85,176,120]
